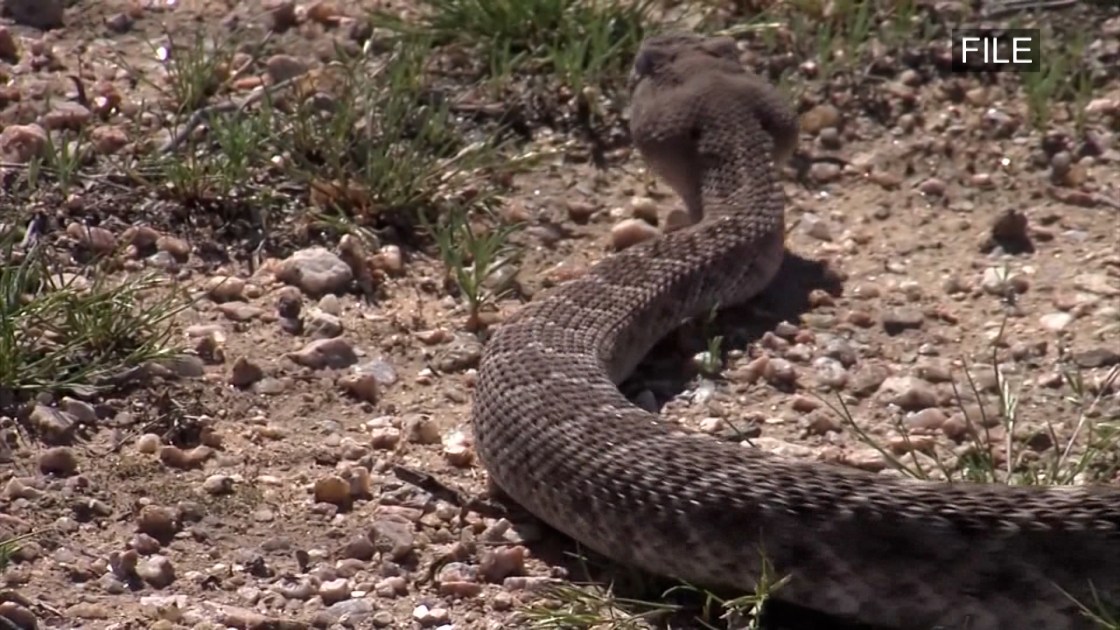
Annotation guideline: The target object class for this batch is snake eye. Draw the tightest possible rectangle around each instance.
[631,48,656,83]
[628,51,656,92]
[632,43,675,83]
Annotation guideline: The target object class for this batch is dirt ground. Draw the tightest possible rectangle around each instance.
[0,0,1118,629]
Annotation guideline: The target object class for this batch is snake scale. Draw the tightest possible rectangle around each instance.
[471,32,1120,629]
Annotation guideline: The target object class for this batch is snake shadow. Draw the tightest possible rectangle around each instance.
[507,250,896,630]
[621,248,846,412]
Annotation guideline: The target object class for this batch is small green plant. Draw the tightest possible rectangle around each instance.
[833,0,876,63]
[880,0,920,48]
[127,32,509,233]
[1022,29,1089,130]
[697,305,725,377]
[0,532,38,572]
[274,36,506,224]
[426,207,523,332]
[755,0,940,81]
[0,537,17,572]
[829,313,1120,488]
[782,0,877,77]
[666,547,790,630]
[521,581,682,629]
[1022,58,1063,130]
[153,30,232,115]
[1068,64,1096,134]
[27,120,90,198]
[698,334,726,377]
[110,28,280,207]
[826,327,1119,628]
[1063,582,1120,630]
[518,543,786,630]
[155,106,274,204]
[373,0,655,90]
[0,231,189,411]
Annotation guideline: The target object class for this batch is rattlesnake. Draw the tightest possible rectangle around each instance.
[471,32,1120,629]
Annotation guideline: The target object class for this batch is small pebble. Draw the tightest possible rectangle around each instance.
[610,218,659,250]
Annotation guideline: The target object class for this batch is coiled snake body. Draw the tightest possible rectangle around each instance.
[472,32,1120,629]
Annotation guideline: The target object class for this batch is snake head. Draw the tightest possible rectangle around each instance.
[629,33,744,93]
